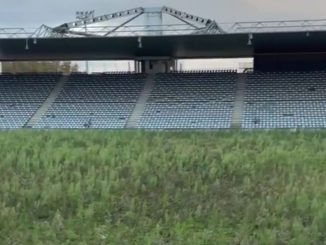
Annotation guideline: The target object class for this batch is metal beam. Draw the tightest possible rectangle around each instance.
[169,15,199,29]
[65,30,101,37]
[53,7,144,34]
[162,6,210,25]
[4,9,326,39]
[161,6,224,33]
[104,12,144,36]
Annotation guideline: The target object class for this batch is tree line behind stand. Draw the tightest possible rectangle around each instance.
[1,61,79,73]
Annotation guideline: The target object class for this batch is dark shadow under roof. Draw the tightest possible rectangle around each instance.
[1,31,326,61]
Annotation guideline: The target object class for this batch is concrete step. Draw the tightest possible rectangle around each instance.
[126,74,155,129]
[231,73,247,129]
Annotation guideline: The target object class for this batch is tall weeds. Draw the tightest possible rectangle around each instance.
[0,131,325,244]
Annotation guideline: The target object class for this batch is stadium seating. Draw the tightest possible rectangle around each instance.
[243,71,326,129]
[36,73,146,129]
[1,70,326,130]
[139,72,237,129]
[0,74,60,129]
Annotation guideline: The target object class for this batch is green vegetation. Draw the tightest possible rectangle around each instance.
[0,131,325,244]
[2,61,79,73]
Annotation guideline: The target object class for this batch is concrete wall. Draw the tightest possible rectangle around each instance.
[141,60,176,73]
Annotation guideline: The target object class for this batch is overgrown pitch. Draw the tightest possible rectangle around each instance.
[0,131,325,244]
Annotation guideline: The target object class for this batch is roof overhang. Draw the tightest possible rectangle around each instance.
[0,31,326,61]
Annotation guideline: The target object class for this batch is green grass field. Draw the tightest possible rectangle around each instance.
[0,131,325,244]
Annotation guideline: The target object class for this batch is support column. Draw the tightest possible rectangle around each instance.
[134,60,142,73]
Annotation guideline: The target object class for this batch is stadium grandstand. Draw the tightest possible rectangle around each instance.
[1,6,326,130]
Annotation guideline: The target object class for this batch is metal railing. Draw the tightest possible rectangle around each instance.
[1,19,326,38]
[220,19,326,33]
[0,28,34,38]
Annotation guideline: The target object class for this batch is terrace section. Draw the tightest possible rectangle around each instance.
[242,70,326,129]
[35,73,147,129]
[139,71,237,129]
[0,74,60,129]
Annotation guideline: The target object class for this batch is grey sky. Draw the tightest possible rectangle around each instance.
[1,0,326,28]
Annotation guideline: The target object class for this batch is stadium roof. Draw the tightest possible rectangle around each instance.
[1,6,326,39]
[1,31,326,61]
[1,6,326,61]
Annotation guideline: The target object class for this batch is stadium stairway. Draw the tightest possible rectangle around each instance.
[231,73,247,128]
[125,74,155,128]
[24,75,70,128]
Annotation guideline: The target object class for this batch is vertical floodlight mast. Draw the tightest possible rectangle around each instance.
[76,10,95,73]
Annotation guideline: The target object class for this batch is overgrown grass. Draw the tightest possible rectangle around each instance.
[0,131,325,244]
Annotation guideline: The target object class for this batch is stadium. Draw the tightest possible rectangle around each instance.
[0,5,325,244]
[2,6,326,130]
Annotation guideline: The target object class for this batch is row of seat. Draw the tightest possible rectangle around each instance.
[141,73,236,129]
[36,74,145,128]
[0,71,325,129]
[36,116,127,129]
[0,75,59,128]
[55,74,145,103]
[149,73,237,104]
[244,71,326,128]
